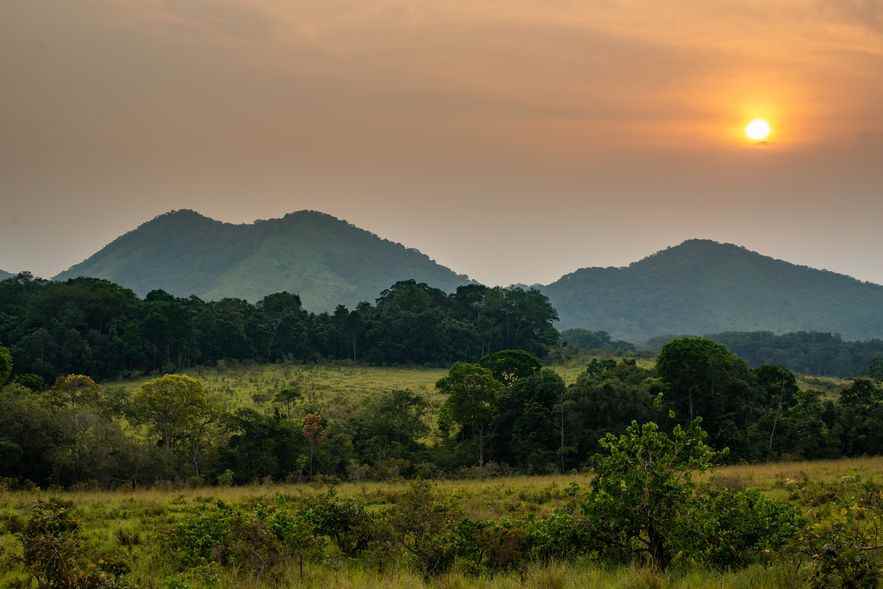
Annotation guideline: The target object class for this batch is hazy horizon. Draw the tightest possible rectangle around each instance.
[2,1,882,286]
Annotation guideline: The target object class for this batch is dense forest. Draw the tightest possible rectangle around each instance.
[543,239,883,341]
[55,210,470,311]
[0,273,557,382]
[646,331,883,378]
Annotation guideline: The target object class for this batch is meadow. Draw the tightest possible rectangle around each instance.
[0,359,869,588]
[106,357,845,410]
[2,456,882,588]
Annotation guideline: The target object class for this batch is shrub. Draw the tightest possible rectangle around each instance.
[455,518,529,576]
[676,487,803,569]
[303,490,375,557]
[11,499,129,589]
[388,481,461,577]
[167,499,321,581]
[525,507,595,563]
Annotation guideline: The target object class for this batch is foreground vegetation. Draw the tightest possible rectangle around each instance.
[3,442,883,587]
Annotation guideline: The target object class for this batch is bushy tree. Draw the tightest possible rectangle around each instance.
[657,337,758,452]
[132,374,218,477]
[437,363,503,466]
[583,420,718,569]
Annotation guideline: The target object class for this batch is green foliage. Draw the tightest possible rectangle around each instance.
[657,337,759,452]
[524,506,595,563]
[0,273,558,382]
[438,363,503,466]
[677,487,803,569]
[10,499,129,589]
[388,481,462,577]
[0,346,11,386]
[583,420,718,570]
[704,331,883,379]
[132,375,218,477]
[168,499,321,582]
[559,329,636,355]
[479,350,541,385]
[787,475,883,588]
[543,238,883,342]
[868,357,883,381]
[54,210,470,313]
[455,518,529,576]
[303,490,375,557]
[350,389,429,472]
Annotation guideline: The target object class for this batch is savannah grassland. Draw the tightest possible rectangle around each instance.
[2,456,881,588]
[0,361,863,588]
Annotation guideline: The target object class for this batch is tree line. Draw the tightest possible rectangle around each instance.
[3,337,883,490]
[648,331,883,378]
[0,273,558,382]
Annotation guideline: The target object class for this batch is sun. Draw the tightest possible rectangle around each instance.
[745,118,772,143]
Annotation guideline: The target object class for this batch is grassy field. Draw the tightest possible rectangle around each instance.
[2,456,882,588]
[1,361,858,588]
[108,357,851,410]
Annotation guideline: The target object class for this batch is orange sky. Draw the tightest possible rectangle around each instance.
[1,0,882,285]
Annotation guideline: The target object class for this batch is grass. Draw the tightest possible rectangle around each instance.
[2,360,860,587]
[3,456,878,588]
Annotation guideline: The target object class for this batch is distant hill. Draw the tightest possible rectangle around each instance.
[0,270,12,281]
[541,239,883,342]
[55,210,471,310]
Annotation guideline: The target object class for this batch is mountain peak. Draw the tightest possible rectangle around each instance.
[55,209,470,311]
[543,238,883,342]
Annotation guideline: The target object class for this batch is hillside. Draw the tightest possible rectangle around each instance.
[0,270,12,281]
[542,239,883,342]
[55,210,470,310]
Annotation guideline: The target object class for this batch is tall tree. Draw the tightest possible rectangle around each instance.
[437,363,502,466]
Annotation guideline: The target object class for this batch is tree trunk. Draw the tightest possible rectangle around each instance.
[768,402,781,455]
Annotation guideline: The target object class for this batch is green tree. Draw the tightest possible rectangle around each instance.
[0,345,11,386]
[584,420,718,570]
[437,363,503,466]
[132,374,217,477]
[657,337,757,452]
[867,357,883,381]
[754,365,799,454]
[479,349,541,385]
[350,389,429,468]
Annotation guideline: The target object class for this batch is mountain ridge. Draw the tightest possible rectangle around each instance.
[541,238,883,342]
[55,209,471,310]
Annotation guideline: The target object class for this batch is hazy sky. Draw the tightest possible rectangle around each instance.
[2,0,882,286]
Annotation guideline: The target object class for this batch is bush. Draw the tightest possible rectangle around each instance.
[455,518,529,576]
[388,481,461,577]
[167,499,321,581]
[303,490,375,557]
[525,507,595,563]
[677,487,803,569]
[11,499,130,589]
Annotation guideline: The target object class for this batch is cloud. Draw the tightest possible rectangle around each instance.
[818,0,883,32]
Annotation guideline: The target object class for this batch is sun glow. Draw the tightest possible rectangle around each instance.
[745,118,772,143]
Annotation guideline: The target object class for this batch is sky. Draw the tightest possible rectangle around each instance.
[1,0,882,286]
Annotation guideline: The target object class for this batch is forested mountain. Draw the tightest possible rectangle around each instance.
[55,210,470,310]
[0,270,11,281]
[542,239,883,342]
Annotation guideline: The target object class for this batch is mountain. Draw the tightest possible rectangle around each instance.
[541,239,883,342]
[0,270,12,281]
[55,210,470,310]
